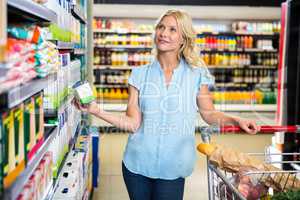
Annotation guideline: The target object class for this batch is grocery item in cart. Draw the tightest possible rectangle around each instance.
[198,143,300,192]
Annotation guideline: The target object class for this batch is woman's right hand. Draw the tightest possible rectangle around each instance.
[72,98,100,115]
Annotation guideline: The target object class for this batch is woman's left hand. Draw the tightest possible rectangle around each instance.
[235,118,260,134]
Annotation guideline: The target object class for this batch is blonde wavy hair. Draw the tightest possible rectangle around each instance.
[154,9,206,68]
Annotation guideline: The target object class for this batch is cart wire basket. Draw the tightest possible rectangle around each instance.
[198,125,300,200]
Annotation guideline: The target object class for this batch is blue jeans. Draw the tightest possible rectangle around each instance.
[122,162,185,200]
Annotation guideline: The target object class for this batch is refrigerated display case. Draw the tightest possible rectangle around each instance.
[277,0,300,170]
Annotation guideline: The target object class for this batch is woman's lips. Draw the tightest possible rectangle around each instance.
[158,39,169,44]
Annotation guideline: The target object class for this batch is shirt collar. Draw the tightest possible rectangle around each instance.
[154,57,185,74]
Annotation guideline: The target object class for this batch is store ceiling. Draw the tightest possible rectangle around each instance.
[94,0,285,7]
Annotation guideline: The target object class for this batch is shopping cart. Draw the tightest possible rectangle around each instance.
[198,125,300,200]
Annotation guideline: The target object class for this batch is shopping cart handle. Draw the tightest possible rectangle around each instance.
[220,125,300,133]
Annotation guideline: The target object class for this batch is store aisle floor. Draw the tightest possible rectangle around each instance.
[92,133,271,200]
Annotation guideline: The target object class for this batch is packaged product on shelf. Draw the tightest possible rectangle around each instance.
[35,41,60,77]
[69,60,81,88]
[13,103,26,170]
[2,107,25,188]
[0,0,6,63]
[34,93,44,144]
[91,131,99,187]
[0,38,37,91]
[0,116,3,194]
[44,78,59,110]
[52,151,86,200]
[232,21,281,34]
[1,111,11,188]
[17,152,53,200]
[7,25,44,44]
[24,97,37,162]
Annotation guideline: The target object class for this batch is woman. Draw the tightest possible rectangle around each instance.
[74,9,259,200]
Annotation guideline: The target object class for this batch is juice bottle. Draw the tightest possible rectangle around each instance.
[236,36,241,49]
[108,51,112,65]
[241,36,245,49]
[203,53,210,65]
[116,88,122,99]
[249,36,253,49]
[111,52,116,66]
[229,53,235,66]
[213,36,217,49]
[244,36,249,49]
[103,88,109,99]
[219,36,224,49]
[210,54,215,66]
[96,18,102,29]
[215,53,220,66]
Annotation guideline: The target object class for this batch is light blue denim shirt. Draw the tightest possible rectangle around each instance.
[123,58,214,180]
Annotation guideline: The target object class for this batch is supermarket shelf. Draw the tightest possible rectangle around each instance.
[71,5,87,24]
[208,65,277,69]
[94,29,153,34]
[94,84,128,88]
[197,31,280,37]
[94,29,279,37]
[3,126,59,200]
[214,104,276,112]
[93,65,277,70]
[45,123,81,200]
[7,0,57,23]
[74,48,86,55]
[94,65,135,70]
[54,41,75,50]
[200,48,278,53]
[94,44,153,49]
[0,73,57,111]
[97,99,128,104]
[99,102,276,112]
[44,95,74,118]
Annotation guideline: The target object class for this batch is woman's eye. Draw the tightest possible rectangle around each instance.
[157,24,164,30]
[170,27,177,32]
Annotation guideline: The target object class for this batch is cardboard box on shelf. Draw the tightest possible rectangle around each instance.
[0,0,6,63]
[0,113,4,192]
[24,97,36,162]
[2,104,26,188]
[35,93,44,142]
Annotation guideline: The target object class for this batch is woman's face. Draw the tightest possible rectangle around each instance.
[155,15,183,54]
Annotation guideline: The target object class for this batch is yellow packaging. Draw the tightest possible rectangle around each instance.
[35,93,44,141]
[24,97,36,161]
[2,105,25,188]
[0,0,7,62]
[14,104,25,166]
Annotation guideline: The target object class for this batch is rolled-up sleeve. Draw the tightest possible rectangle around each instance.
[197,67,215,90]
[128,68,142,90]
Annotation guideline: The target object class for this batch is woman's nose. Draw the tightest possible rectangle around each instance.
[160,29,168,37]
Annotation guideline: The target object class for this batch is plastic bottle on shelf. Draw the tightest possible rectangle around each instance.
[94,50,100,65]
[132,52,137,66]
[111,52,117,66]
[115,88,122,99]
[236,36,241,49]
[123,52,128,66]
[118,52,123,66]
[140,52,145,65]
[248,36,253,49]
[128,53,133,66]
[203,53,210,65]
